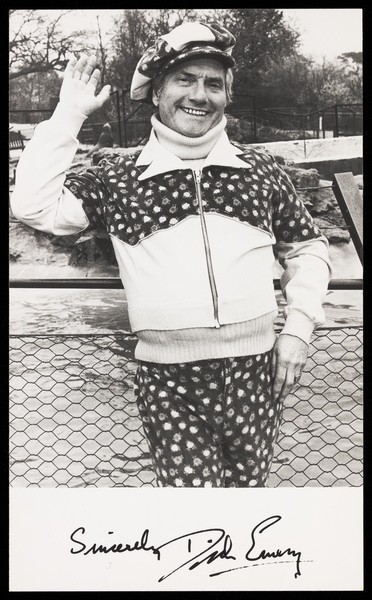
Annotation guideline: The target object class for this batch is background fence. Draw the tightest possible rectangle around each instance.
[9,326,363,488]
[10,96,363,148]
[226,101,363,143]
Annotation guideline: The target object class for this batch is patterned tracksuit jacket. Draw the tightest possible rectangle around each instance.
[60,131,330,344]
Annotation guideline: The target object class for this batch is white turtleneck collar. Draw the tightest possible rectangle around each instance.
[151,113,227,160]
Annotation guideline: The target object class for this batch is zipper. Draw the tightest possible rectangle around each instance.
[193,169,220,328]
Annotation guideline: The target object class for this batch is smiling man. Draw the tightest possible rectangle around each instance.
[152,58,228,137]
[11,21,331,488]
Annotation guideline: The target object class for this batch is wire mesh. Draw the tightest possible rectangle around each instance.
[268,327,363,487]
[9,327,362,488]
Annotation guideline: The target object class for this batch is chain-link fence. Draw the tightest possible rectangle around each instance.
[9,326,363,488]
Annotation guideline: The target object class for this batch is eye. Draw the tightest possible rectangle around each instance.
[209,82,223,90]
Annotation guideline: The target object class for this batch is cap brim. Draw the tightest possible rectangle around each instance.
[159,47,235,75]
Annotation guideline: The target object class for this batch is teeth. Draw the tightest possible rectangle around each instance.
[181,107,208,116]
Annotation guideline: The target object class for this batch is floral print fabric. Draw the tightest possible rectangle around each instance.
[64,147,321,247]
[135,351,283,487]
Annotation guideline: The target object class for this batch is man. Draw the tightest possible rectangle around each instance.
[11,21,331,488]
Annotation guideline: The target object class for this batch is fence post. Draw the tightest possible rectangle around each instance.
[252,95,257,142]
[121,89,128,148]
[114,91,122,147]
[302,113,307,158]
[316,112,323,139]
[334,104,339,137]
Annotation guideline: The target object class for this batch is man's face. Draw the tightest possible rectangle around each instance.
[152,58,228,138]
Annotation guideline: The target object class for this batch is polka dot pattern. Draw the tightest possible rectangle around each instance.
[65,146,321,247]
[134,350,283,488]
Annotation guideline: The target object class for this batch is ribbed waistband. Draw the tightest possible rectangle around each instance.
[134,311,277,363]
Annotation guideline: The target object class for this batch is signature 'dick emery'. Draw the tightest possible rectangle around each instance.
[70,515,307,581]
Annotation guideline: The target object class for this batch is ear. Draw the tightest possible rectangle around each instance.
[152,86,160,107]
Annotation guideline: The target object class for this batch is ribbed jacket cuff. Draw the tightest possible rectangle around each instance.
[280,310,315,346]
[49,103,88,138]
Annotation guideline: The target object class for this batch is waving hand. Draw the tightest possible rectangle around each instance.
[59,54,111,117]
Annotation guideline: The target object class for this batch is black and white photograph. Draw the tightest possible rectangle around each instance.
[9,8,363,591]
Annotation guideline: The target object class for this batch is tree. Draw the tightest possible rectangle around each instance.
[206,9,300,93]
[304,56,363,106]
[9,9,90,80]
[258,54,314,108]
[148,8,199,37]
[338,52,362,65]
[106,9,150,91]
[9,70,62,112]
[96,15,107,87]
[337,52,362,102]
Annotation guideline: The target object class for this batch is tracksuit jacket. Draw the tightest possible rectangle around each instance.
[11,104,332,363]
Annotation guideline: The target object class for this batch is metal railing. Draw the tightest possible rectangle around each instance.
[226,103,363,143]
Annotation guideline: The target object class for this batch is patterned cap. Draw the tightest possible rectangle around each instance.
[130,21,236,103]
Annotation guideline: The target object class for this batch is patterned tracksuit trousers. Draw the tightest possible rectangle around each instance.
[134,350,284,488]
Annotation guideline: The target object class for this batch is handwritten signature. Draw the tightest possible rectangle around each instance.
[70,515,305,581]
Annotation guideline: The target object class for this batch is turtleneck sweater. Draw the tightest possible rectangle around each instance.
[134,115,278,363]
[151,112,227,160]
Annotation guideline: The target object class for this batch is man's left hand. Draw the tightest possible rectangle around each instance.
[271,334,309,402]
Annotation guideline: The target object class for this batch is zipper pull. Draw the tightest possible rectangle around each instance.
[194,170,201,185]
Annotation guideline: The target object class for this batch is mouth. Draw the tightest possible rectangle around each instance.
[180,107,209,117]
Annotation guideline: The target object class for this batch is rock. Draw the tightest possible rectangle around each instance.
[9,251,21,262]
[226,115,259,144]
[273,154,286,166]
[354,174,363,193]
[91,146,143,165]
[86,123,114,158]
[9,221,79,265]
[226,114,239,134]
[282,166,319,188]
[327,229,351,244]
[69,231,117,267]
[313,216,350,243]
[306,185,337,215]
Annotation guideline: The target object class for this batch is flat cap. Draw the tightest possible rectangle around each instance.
[130,21,236,103]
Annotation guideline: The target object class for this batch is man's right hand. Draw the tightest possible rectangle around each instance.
[59,54,111,117]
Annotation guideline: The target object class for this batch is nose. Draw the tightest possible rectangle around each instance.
[189,80,208,104]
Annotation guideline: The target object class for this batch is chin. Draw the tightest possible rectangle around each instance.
[182,129,205,138]
[178,124,209,138]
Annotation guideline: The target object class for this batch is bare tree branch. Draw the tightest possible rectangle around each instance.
[9,9,88,80]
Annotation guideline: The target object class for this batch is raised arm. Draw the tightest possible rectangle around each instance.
[10,55,111,236]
